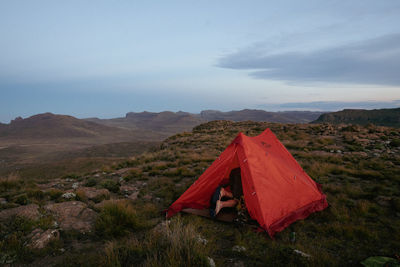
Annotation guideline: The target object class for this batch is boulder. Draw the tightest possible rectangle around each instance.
[44,201,97,233]
[72,182,79,189]
[120,185,137,194]
[28,228,60,249]
[232,245,246,253]
[62,192,76,199]
[0,204,39,221]
[77,187,110,201]
[126,191,139,201]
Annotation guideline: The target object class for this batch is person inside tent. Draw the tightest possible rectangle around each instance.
[209,168,243,218]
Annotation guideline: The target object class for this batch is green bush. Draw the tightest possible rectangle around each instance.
[0,174,21,192]
[101,180,120,193]
[95,201,144,238]
[390,139,400,147]
[48,189,63,201]
[85,178,97,187]
[0,216,36,263]
[101,217,209,267]
[15,194,29,205]
[27,189,45,201]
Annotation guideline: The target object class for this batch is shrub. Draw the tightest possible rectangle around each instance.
[390,139,400,147]
[0,216,36,263]
[48,189,63,201]
[101,180,120,193]
[0,173,21,192]
[101,217,209,267]
[124,169,142,182]
[27,189,45,201]
[75,190,88,203]
[95,201,144,238]
[85,178,97,187]
[15,194,29,205]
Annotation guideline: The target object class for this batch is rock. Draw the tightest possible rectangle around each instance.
[127,191,139,201]
[72,182,79,189]
[44,201,97,233]
[232,245,246,253]
[62,192,76,199]
[28,228,60,249]
[142,194,152,201]
[293,249,311,258]
[0,204,40,221]
[0,197,7,204]
[233,261,245,267]
[351,152,368,157]
[207,257,216,267]
[376,196,392,207]
[77,187,110,201]
[36,180,63,190]
[120,185,137,194]
[197,236,208,245]
[153,220,171,234]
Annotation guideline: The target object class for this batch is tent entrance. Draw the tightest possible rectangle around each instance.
[182,167,244,222]
[181,208,237,222]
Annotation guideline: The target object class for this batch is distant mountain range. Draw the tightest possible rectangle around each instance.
[85,109,324,135]
[0,109,323,171]
[313,108,400,127]
[199,110,323,123]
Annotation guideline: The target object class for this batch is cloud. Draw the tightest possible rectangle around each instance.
[218,33,400,86]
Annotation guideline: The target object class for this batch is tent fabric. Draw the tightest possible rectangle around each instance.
[167,128,328,237]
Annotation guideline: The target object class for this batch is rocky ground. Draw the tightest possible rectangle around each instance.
[0,121,399,266]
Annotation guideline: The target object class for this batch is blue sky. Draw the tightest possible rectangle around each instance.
[1,1,400,122]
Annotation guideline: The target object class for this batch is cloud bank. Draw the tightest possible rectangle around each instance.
[218,34,400,86]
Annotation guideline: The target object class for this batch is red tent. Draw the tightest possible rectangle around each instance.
[167,128,328,237]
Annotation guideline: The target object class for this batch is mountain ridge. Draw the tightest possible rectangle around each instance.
[313,107,400,127]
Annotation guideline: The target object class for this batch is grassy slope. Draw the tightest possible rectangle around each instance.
[1,121,400,266]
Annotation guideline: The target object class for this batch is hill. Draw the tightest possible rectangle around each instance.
[0,113,162,174]
[0,112,162,140]
[1,120,399,266]
[313,108,400,127]
[200,109,324,123]
[86,111,206,136]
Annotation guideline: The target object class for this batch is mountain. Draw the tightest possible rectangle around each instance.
[86,109,325,133]
[86,111,206,136]
[0,113,128,139]
[200,109,324,123]
[313,108,400,127]
[0,113,162,170]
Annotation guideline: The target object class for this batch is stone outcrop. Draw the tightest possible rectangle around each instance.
[0,204,40,221]
[44,201,97,233]
[28,228,60,249]
[77,187,109,201]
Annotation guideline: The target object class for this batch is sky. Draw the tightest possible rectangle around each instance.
[1,1,400,122]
